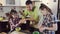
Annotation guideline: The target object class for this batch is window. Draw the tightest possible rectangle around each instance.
[6,0,15,5]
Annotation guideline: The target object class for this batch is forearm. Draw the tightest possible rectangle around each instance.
[15,21,21,26]
[45,24,57,31]
[45,27,55,31]
[19,11,25,16]
[26,18,35,21]
[21,13,25,16]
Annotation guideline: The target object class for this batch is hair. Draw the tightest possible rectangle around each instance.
[10,9,17,15]
[39,3,53,15]
[9,9,18,19]
[25,0,32,5]
[5,13,10,17]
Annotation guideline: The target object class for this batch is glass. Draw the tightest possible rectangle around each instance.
[33,31,39,34]
[15,27,21,32]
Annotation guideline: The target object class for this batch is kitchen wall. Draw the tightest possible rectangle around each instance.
[0,0,5,6]
[0,0,58,17]
[31,0,58,15]
[0,6,25,17]
[41,0,58,16]
[0,0,26,6]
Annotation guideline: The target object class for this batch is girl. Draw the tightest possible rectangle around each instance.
[9,10,25,31]
[39,4,58,34]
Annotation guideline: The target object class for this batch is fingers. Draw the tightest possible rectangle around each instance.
[19,19,26,24]
[39,26,46,32]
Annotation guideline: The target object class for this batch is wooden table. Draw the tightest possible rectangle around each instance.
[10,31,26,34]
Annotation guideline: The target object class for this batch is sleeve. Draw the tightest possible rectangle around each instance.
[24,10,28,16]
[32,7,39,22]
[34,9,38,21]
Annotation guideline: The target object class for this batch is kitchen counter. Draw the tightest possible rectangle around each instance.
[0,20,10,33]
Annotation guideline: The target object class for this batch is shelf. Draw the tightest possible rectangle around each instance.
[0,6,26,8]
[33,1,41,2]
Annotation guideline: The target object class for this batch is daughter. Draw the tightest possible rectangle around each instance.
[9,10,25,31]
[39,4,58,34]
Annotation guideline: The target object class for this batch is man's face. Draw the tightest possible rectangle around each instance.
[26,4,33,11]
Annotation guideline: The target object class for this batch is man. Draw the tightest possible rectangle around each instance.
[19,0,43,32]
[20,0,39,24]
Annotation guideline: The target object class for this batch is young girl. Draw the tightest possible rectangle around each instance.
[9,10,25,31]
[39,4,58,34]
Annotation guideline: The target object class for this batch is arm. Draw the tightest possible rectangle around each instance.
[39,25,46,32]
[25,17,38,21]
[38,11,43,28]
[9,19,15,30]
[9,19,14,25]
[45,23,57,31]
[15,19,26,26]
[45,15,58,31]
[19,11,25,16]
[26,7,39,22]
[39,23,57,32]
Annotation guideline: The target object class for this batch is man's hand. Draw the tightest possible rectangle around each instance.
[15,19,26,27]
[19,19,26,24]
[19,11,25,16]
[11,24,16,30]
[25,17,35,21]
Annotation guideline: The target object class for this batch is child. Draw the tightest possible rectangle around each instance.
[39,4,58,34]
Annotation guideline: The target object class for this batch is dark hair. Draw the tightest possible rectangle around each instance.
[25,0,32,5]
[10,9,17,15]
[5,13,10,17]
[9,9,18,19]
[39,3,53,15]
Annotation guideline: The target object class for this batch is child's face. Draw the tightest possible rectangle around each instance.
[41,8,47,15]
[26,4,33,11]
[12,13,18,18]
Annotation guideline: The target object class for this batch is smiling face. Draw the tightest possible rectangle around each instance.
[41,8,48,15]
[26,4,33,11]
[11,13,18,19]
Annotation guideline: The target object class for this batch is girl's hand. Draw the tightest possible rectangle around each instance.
[39,26,46,32]
[11,24,16,30]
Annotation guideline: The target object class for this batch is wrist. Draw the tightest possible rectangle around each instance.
[45,27,49,30]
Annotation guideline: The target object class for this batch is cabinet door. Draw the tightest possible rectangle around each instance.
[6,0,15,5]
[6,0,15,6]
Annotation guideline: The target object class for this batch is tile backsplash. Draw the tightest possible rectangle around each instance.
[0,6,26,17]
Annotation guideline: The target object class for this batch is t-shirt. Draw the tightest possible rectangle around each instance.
[22,7,39,22]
